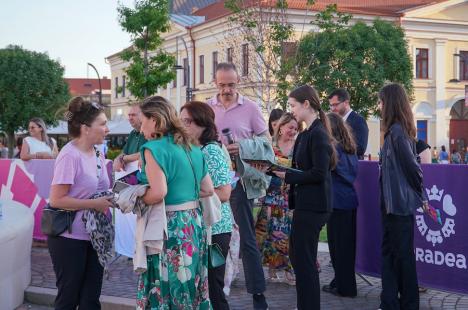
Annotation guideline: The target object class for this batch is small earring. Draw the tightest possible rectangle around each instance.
[279,130,283,135]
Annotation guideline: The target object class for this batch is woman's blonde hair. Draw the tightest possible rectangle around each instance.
[30,117,53,149]
[273,112,300,142]
[140,96,192,149]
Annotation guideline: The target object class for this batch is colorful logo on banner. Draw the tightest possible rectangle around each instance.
[415,184,466,269]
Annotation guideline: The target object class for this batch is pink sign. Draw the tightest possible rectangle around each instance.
[0,159,54,240]
[0,159,113,240]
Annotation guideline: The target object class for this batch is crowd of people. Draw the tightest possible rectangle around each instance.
[22,62,435,310]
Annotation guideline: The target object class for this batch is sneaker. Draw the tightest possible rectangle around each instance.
[253,293,269,310]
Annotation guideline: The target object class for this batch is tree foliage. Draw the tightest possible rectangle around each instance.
[295,4,413,118]
[224,0,315,111]
[118,0,176,99]
[0,45,70,156]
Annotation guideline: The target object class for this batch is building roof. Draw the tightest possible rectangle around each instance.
[171,0,218,14]
[65,78,111,96]
[192,0,449,23]
[170,14,205,27]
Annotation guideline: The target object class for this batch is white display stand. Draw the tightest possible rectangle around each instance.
[114,208,136,258]
[0,199,34,310]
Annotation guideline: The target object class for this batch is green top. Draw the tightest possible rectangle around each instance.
[202,143,233,235]
[139,135,208,205]
[123,129,147,155]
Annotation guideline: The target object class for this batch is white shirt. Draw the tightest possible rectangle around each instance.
[24,136,55,155]
[343,109,353,121]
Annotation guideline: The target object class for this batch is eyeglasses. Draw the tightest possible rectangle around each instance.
[28,126,40,130]
[181,118,193,126]
[329,101,345,108]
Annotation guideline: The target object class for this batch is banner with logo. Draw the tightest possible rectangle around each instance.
[0,159,112,240]
[355,161,468,294]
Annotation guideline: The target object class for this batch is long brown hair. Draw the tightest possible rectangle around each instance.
[379,83,416,139]
[140,96,192,149]
[181,101,219,145]
[327,112,356,155]
[288,85,337,168]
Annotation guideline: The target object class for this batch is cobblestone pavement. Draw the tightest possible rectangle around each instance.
[30,246,468,309]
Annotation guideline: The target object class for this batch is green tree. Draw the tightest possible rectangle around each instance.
[0,45,69,157]
[295,4,413,118]
[118,0,176,99]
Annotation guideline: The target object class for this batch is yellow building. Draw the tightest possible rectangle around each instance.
[106,0,468,157]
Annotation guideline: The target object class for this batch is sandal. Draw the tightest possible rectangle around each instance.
[284,271,296,286]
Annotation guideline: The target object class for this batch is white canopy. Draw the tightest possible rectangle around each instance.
[46,117,133,136]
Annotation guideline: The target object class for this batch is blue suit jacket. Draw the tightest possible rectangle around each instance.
[346,111,369,159]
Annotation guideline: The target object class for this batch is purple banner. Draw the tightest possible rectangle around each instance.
[356,161,468,294]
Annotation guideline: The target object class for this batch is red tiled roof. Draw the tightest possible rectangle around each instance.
[65,78,111,96]
[192,0,448,23]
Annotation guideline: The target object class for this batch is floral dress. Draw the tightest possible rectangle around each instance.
[136,136,211,310]
[255,145,294,272]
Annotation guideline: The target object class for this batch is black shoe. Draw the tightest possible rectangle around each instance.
[253,293,268,310]
[322,284,338,295]
[322,285,356,298]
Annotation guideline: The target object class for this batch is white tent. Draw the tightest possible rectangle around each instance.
[46,117,133,136]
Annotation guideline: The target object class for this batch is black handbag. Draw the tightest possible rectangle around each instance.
[41,204,76,237]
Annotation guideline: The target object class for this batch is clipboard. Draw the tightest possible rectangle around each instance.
[241,158,301,173]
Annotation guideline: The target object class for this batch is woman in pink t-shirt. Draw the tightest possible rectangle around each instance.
[48,97,112,310]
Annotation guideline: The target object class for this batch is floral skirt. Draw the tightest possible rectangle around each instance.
[136,208,211,310]
[255,203,293,272]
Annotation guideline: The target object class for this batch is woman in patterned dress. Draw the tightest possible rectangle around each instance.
[181,101,233,310]
[136,96,214,310]
[255,113,299,285]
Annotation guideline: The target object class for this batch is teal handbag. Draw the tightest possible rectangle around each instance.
[209,242,226,269]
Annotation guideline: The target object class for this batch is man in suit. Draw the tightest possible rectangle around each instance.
[328,89,369,159]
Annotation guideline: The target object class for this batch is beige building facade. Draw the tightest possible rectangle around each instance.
[106,0,468,157]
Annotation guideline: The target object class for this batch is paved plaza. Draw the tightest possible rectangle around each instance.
[19,246,468,310]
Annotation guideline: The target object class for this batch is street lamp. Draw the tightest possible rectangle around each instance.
[87,62,102,105]
[174,36,195,103]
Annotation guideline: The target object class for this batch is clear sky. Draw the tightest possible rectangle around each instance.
[0,0,135,78]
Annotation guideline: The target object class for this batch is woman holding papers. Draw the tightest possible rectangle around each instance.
[181,101,233,310]
[275,85,337,310]
[136,96,214,309]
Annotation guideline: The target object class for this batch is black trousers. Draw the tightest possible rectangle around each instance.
[290,210,330,310]
[208,232,232,310]
[327,208,357,297]
[48,236,104,310]
[380,212,419,310]
[229,184,266,294]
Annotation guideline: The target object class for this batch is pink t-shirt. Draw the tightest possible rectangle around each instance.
[207,94,268,144]
[51,141,110,240]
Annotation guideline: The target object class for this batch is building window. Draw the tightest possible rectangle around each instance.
[460,51,468,81]
[183,58,188,86]
[115,77,119,98]
[212,51,218,79]
[415,48,429,79]
[242,44,249,76]
[227,48,233,63]
[122,76,126,97]
[417,120,428,143]
[199,55,205,84]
